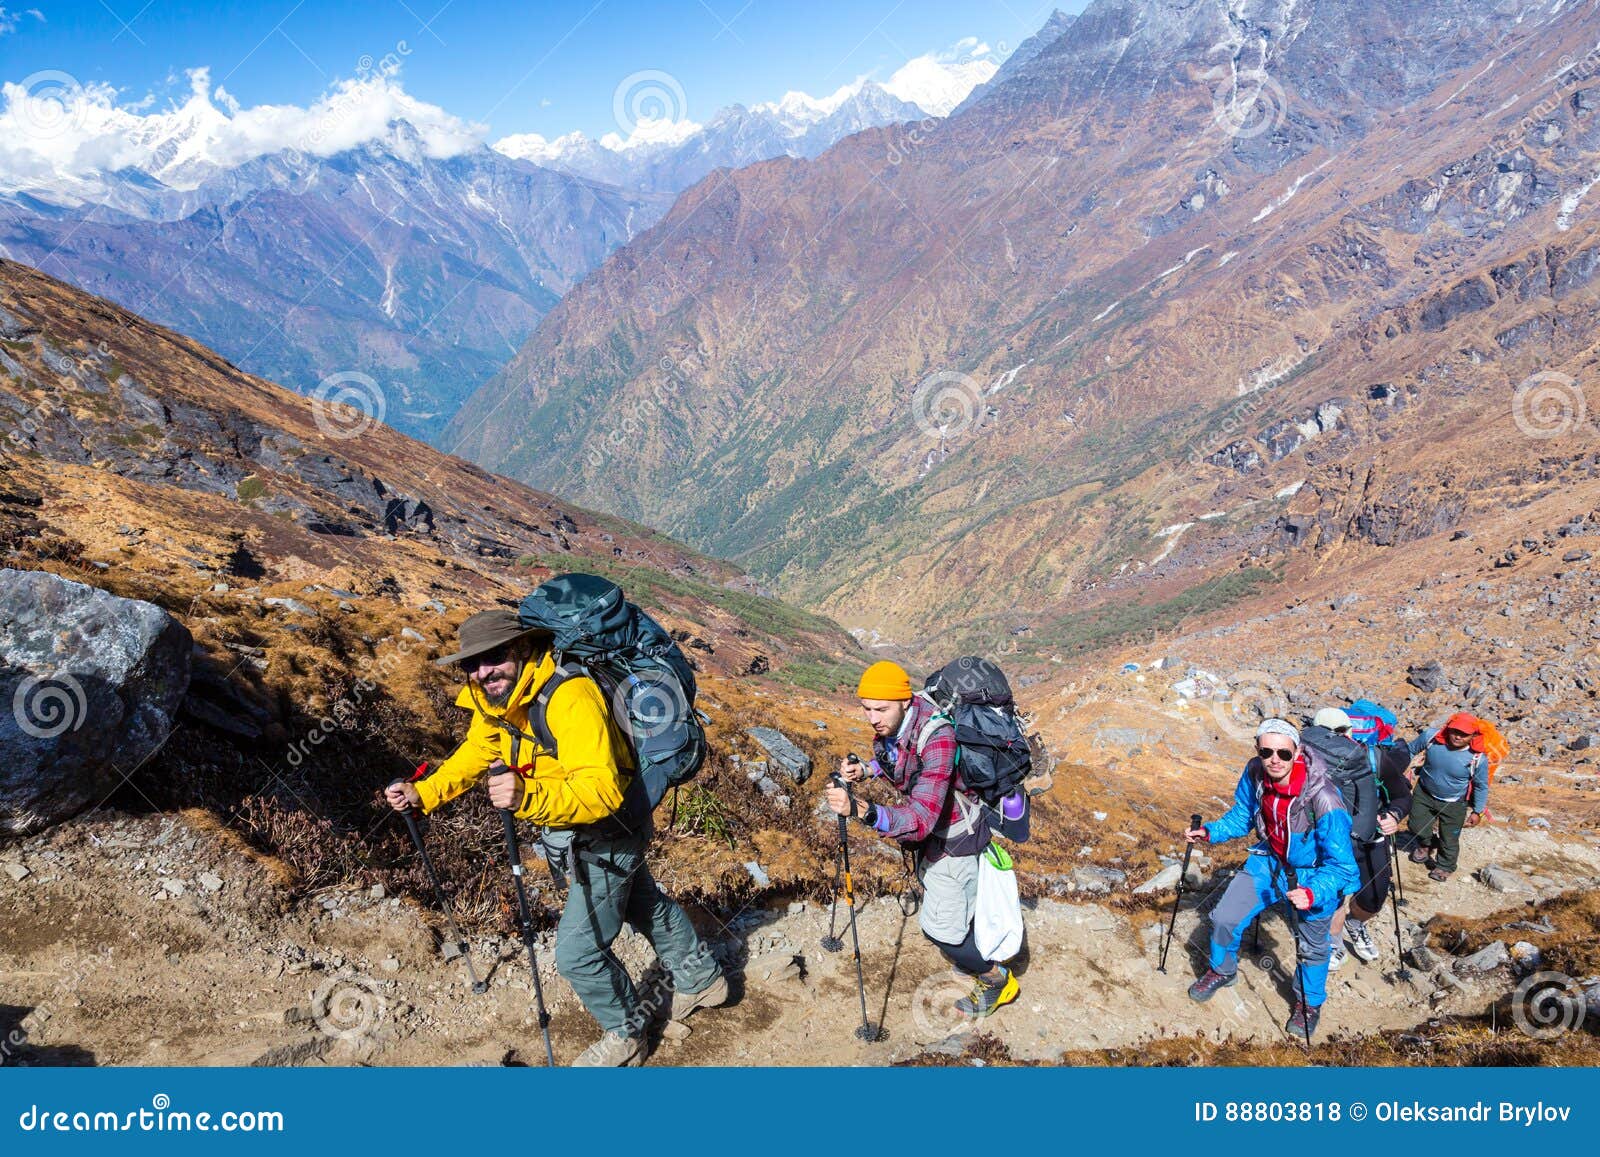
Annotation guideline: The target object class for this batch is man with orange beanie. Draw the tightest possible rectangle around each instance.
[1405,712,1490,881]
[823,660,1020,1019]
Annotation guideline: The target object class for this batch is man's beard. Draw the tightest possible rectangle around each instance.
[480,676,516,708]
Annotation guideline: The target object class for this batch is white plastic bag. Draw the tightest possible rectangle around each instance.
[974,842,1024,962]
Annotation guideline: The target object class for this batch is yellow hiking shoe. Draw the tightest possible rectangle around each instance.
[955,967,1019,1019]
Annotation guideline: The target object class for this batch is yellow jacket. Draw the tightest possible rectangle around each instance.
[416,651,631,827]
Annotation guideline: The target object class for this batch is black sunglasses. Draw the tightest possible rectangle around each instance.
[1256,746,1295,762]
[466,643,515,671]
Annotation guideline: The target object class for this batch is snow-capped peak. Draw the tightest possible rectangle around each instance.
[881,39,999,116]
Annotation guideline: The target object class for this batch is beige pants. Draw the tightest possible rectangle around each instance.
[918,852,979,944]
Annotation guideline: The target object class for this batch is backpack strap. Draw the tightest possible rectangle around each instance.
[527,662,580,756]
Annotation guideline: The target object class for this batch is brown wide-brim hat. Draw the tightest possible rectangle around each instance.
[432,609,550,668]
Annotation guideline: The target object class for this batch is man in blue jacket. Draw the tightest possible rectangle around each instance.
[1184,719,1359,1040]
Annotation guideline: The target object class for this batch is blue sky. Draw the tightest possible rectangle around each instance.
[0,1,1075,140]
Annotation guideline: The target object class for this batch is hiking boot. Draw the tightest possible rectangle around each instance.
[955,967,1019,1018]
[1409,843,1433,864]
[1328,944,1347,972]
[1428,867,1453,882]
[667,974,729,1023]
[571,1030,645,1067]
[1285,1001,1321,1041]
[1187,968,1238,1003]
[1346,920,1380,963]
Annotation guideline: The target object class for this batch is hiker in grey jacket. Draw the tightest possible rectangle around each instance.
[1405,712,1489,881]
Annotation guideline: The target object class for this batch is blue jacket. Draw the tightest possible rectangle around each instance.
[1206,757,1360,908]
[1408,728,1490,812]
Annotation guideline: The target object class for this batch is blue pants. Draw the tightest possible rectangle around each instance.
[1208,854,1335,1008]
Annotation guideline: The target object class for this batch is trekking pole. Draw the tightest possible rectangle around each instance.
[489,764,556,1067]
[820,842,845,953]
[1386,841,1413,984]
[822,753,863,952]
[832,766,884,1042]
[390,767,487,995]
[1157,813,1203,973]
[1272,854,1315,1054]
[1390,831,1407,907]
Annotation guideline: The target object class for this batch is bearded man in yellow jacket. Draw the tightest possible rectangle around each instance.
[385,610,726,1065]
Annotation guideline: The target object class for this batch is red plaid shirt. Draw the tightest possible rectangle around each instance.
[869,695,987,862]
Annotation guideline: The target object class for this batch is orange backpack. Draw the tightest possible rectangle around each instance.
[1447,717,1508,816]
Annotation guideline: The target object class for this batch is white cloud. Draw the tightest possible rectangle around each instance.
[881,38,1000,116]
[0,65,485,196]
[0,6,45,35]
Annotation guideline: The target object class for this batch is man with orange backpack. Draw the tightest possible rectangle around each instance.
[1405,712,1491,881]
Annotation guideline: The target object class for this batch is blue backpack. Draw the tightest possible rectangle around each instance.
[1346,698,1398,747]
[516,573,706,815]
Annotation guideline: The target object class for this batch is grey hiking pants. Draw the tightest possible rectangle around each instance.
[551,828,721,1037]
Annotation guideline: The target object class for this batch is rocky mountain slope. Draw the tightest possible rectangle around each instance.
[447,0,1600,681]
[1,125,663,442]
[0,258,879,872]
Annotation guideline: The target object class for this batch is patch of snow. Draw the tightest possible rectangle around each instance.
[1557,166,1600,230]
[1275,479,1305,499]
[1092,300,1123,323]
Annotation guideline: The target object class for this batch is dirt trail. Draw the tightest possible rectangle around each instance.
[3,809,1596,1067]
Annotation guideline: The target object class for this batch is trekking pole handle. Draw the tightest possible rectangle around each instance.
[1189,813,1203,831]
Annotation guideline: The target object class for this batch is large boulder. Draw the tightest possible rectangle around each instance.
[745,727,812,784]
[0,569,191,834]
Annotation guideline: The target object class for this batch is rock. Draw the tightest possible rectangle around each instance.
[1457,941,1510,973]
[197,872,224,893]
[380,957,400,973]
[1476,864,1533,893]
[440,941,463,962]
[400,628,427,644]
[1133,863,1181,894]
[745,727,812,783]
[743,861,770,888]
[746,950,804,985]
[282,1005,316,1025]
[369,884,386,900]
[755,776,781,797]
[1407,945,1441,970]
[161,878,185,896]
[2,861,30,881]
[1527,817,1551,830]
[1071,866,1126,895]
[263,597,317,616]
[1407,660,1447,692]
[1509,941,1542,974]
[0,570,191,835]
[1562,550,1592,563]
